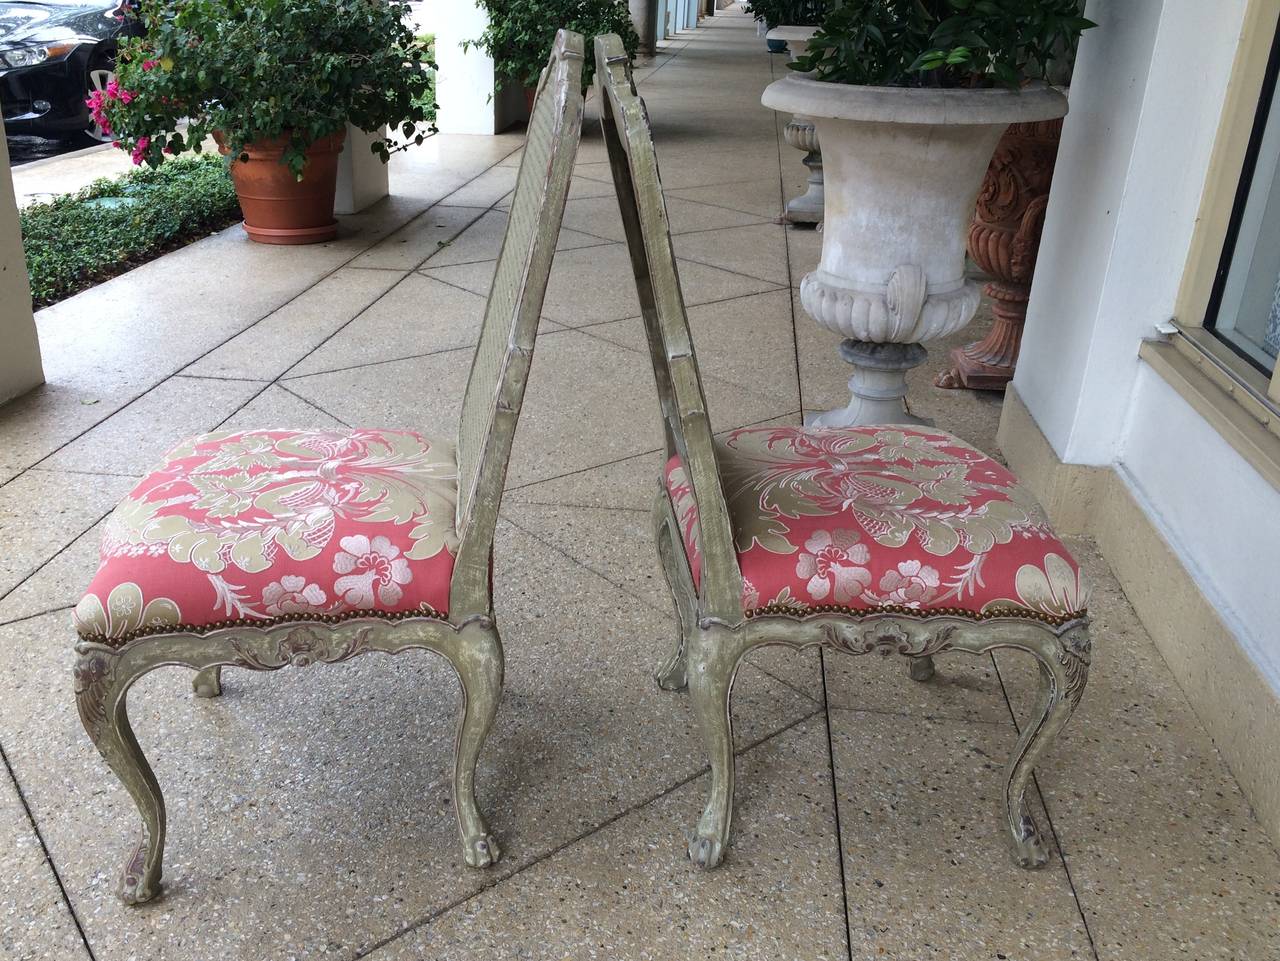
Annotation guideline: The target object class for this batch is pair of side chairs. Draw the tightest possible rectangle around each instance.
[73,31,1091,904]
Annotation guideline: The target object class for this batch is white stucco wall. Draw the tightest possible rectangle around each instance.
[1117,366,1280,685]
[0,127,43,404]
[1014,0,1280,691]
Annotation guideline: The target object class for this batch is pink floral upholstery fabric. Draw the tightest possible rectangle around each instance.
[664,425,1087,623]
[75,429,460,642]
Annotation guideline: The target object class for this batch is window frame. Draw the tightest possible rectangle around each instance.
[1199,14,1280,383]
[1170,0,1280,421]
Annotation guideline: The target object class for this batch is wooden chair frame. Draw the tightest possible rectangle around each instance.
[72,32,586,904]
[593,33,1091,870]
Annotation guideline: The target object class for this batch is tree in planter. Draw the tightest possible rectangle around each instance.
[466,0,639,92]
[92,0,437,243]
[762,0,1093,427]
[790,0,1092,88]
[96,0,436,173]
[745,0,828,30]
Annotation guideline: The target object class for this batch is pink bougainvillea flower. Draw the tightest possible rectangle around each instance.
[119,89,134,104]
[130,136,150,165]
[142,58,158,71]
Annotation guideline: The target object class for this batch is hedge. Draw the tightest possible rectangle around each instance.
[21,155,242,308]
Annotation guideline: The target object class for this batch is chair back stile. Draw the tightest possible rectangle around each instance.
[594,35,744,624]
[450,32,586,618]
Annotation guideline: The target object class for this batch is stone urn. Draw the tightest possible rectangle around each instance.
[761,75,1068,426]
[765,26,822,226]
[936,117,1065,390]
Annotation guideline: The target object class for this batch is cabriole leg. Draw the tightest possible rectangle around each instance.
[908,655,935,682]
[450,624,504,868]
[1002,628,1089,868]
[686,628,741,869]
[653,493,694,692]
[73,650,165,904]
[192,666,223,698]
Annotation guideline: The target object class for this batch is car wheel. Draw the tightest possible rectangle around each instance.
[63,54,117,146]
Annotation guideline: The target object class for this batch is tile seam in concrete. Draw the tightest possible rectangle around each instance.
[0,141,523,493]
[823,702,1014,728]
[0,506,113,606]
[213,187,519,429]
[819,649,856,961]
[499,406,798,496]
[568,320,796,410]
[0,741,98,961]
[278,382,354,428]
[0,603,75,630]
[991,651,1102,961]
[349,706,824,961]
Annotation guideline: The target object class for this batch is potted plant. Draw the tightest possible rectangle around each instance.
[747,0,827,50]
[466,0,639,108]
[762,0,1093,426]
[93,0,435,245]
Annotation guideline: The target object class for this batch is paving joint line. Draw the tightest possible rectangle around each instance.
[0,141,523,494]
[0,144,522,611]
[215,170,520,428]
[991,651,1102,960]
[350,706,823,961]
[0,741,99,961]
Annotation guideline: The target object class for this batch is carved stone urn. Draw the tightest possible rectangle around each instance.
[761,75,1067,426]
[936,117,1064,390]
[765,26,823,226]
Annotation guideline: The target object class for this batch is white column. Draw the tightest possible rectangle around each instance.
[334,124,390,215]
[434,0,525,135]
[0,125,44,405]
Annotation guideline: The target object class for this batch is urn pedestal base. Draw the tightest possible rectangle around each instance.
[935,281,1028,391]
[807,341,930,428]
[783,116,823,227]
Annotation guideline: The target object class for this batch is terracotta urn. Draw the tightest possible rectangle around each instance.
[936,117,1064,391]
[215,129,346,245]
[761,75,1067,427]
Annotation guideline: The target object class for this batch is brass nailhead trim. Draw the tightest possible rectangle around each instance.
[743,602,1085,626]
[78,606,450,649]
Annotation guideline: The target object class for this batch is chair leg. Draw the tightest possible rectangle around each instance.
[73,651,165,904]
[686,628,740,869]
[908,654,935,682]
[653,494,694,692]
[192,666,223,698]
[450,624,504,868]
[1002,631,1087,868]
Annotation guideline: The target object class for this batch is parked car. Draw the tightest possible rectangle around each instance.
[0,0,140,144]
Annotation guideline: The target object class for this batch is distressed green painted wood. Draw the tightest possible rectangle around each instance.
[593,32,1090,871]
[73,31,586,905]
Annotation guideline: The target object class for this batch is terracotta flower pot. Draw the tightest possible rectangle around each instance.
[935,117,1065,391]
[215,129,346,245]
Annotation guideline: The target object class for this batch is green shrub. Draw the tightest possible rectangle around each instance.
[21,156,241,308]
[95,0,435,177]
[466,0,639,91]
[791,0,1093,89]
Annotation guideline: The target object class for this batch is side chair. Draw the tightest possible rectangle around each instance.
[71,31,586,904]
[593,33,1091,871]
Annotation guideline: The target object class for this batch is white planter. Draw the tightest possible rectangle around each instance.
[766,26,823,226]
[761,74,1068,426]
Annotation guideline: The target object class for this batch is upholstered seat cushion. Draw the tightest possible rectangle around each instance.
[75,429,460,643]
[664,425,1088,623]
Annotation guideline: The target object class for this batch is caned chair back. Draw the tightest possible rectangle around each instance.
[593,34,744,622]
[452,30,585,616]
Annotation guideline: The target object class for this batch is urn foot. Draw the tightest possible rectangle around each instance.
[808,341,930,428]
